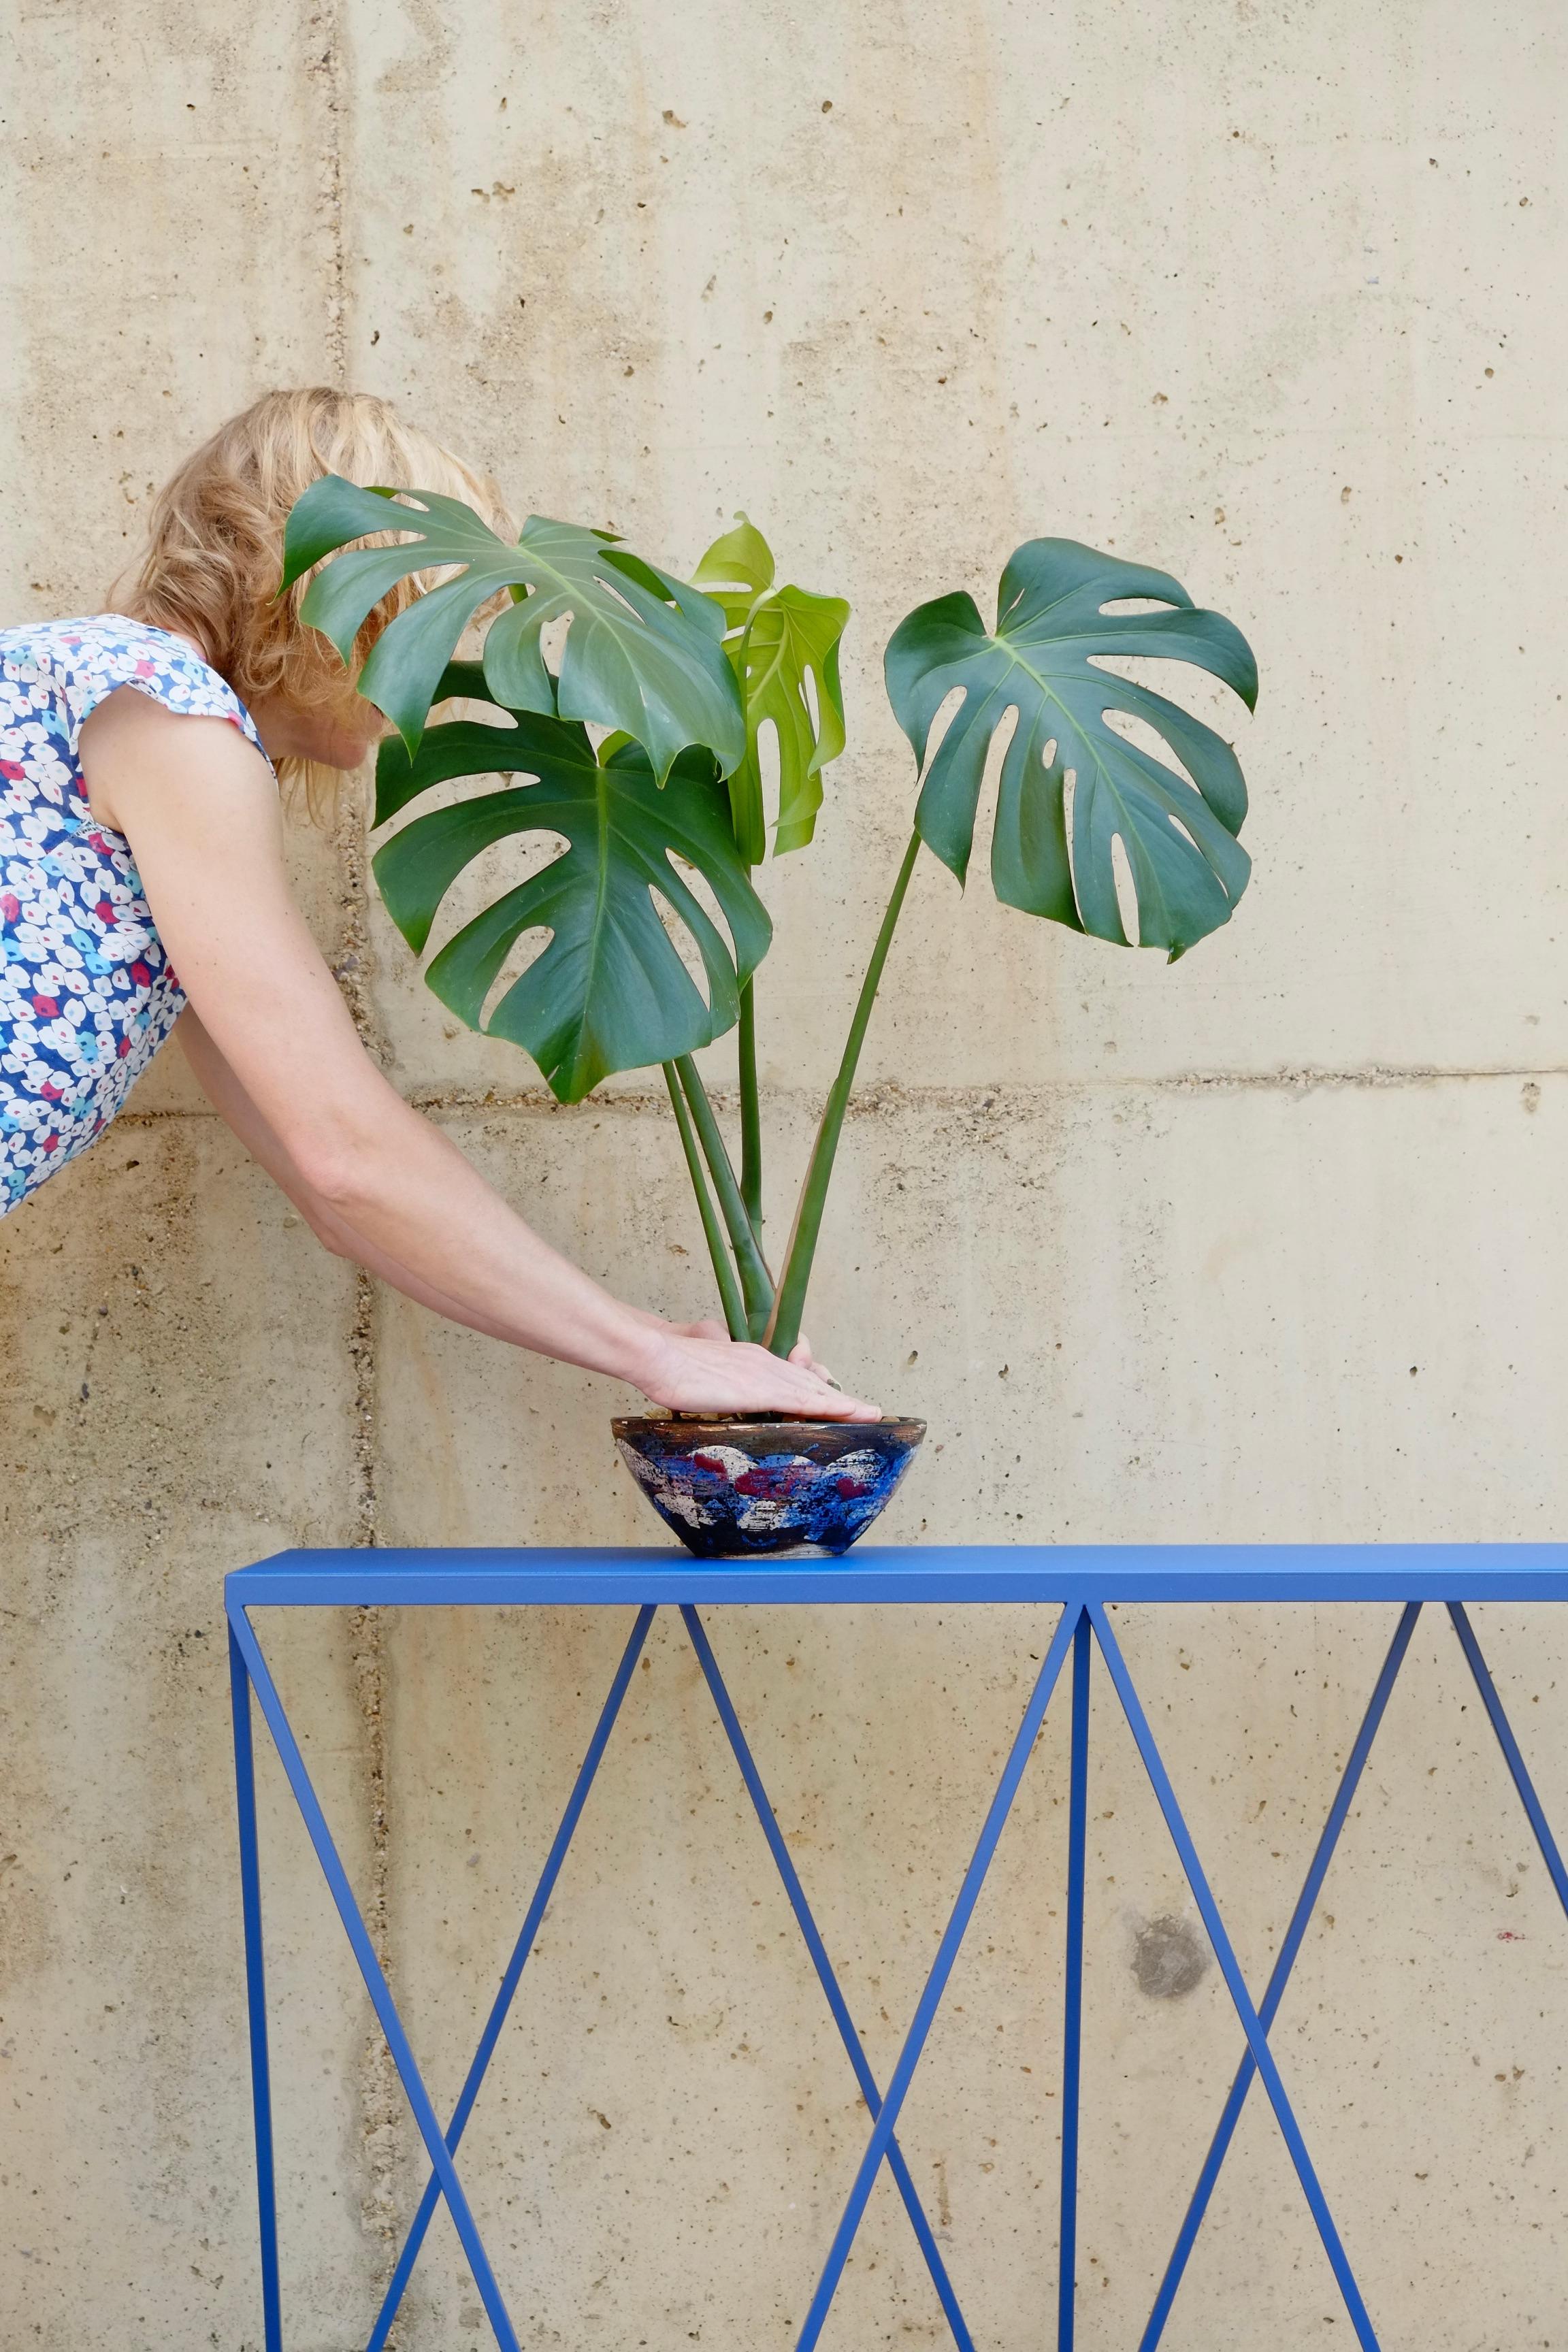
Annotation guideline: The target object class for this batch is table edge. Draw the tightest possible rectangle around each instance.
[225,1542,1568,1607]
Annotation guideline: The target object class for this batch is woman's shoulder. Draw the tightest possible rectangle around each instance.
[2,612,240,708]
[1,615,270,766]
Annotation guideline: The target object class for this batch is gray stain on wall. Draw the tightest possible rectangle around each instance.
[1131,1912,1211,2000]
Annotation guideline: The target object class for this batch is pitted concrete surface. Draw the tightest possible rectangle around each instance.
[3,3,1567,2347]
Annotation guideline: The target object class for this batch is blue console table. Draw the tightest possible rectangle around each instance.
[225,1544,1568,2352]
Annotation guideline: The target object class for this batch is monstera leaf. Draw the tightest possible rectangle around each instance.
[884,539,1258,957]
[281,475,745,780]
[372,708,770,1103]
[693,513,849,864]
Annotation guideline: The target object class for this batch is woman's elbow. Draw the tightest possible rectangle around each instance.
[280,1095,414,1224]
[277,1174,360,1260]
[305,1210,358,1262]
[290,1132,379,1214]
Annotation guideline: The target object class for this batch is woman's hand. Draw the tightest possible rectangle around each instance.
[639,1326,881,1421]
[670,1318,839,1386]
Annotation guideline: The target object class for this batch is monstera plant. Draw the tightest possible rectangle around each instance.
[282,482,1256,1552]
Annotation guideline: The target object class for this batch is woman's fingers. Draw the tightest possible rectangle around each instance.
[787,1337,839,1389]
[642,1334,880,1421]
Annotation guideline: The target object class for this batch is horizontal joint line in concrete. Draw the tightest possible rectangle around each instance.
[399,1064,1567,1111]
[111,1061,1566,1128]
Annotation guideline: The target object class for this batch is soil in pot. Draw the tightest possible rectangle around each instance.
[612,1415,925,1558]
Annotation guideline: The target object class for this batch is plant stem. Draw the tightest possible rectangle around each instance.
[674,1055,776,1339]
[663,1064,748,1340]
[737,977,763,1236]
[766,825,923,1357]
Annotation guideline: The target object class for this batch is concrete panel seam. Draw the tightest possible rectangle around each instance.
[395,1065,1568,1110]
[306,3,348,383]
[107,1061,1568,1136]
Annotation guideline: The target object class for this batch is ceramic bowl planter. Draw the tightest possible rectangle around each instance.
[613,1415,926,1557]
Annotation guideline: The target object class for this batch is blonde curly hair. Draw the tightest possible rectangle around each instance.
[112,387,512,815]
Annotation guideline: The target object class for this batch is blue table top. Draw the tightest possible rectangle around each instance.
[226,1542,1568,1608]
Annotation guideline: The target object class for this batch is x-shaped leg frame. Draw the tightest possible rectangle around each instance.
[788,1599,1391,2351]
[229,1601,975,2352]
[231,1594,1568,2352]
[230,1601,555,2352]
[1136,1600,1568,2349]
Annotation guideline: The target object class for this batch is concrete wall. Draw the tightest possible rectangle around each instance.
[3,1,1566,2345]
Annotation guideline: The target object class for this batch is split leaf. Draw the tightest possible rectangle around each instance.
[282,474,745,779]
[884,538,1257,957]
[372,713,770,1103]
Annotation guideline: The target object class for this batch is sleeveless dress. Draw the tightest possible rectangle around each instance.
[0,616,272,1215]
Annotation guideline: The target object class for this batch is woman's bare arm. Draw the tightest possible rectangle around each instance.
[174,1004,543,1342]
[80,691,878,1418]
[176,1006,761,1357]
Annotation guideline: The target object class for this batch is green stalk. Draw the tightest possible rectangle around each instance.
[664,1064,747,1340]
[737,977,764,1235]
[674,1054,775,1339]
[766,826,922,1357]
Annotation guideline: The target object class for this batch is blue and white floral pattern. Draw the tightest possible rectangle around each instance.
[0,616,272,1213]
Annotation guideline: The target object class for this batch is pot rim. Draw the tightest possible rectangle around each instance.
[612,1411,926,1437]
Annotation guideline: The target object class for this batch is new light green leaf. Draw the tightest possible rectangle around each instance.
[692,512,775,617]
[884,538,1257,957]
[371,713,770,1104]
[694,512,849,863]
[282,474,745,780]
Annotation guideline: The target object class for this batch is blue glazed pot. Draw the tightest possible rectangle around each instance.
[612,1414,926,1558]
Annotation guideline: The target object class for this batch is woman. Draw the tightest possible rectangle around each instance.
[0,388,876,1420]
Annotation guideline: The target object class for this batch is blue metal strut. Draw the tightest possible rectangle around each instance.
[1138,1601,1420,2349]
[791,1599,1085,2352]
[680,1605,977,2352]
[231,1627,284,2352]
[364,1604,655,2351]
[229,1608,524,2352]
[1058,1608,1092,2351]
[1088,1602,1382,2352]
[1447,1603,1568,1918]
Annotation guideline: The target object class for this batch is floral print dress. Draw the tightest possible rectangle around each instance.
[0,617,272,1213]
